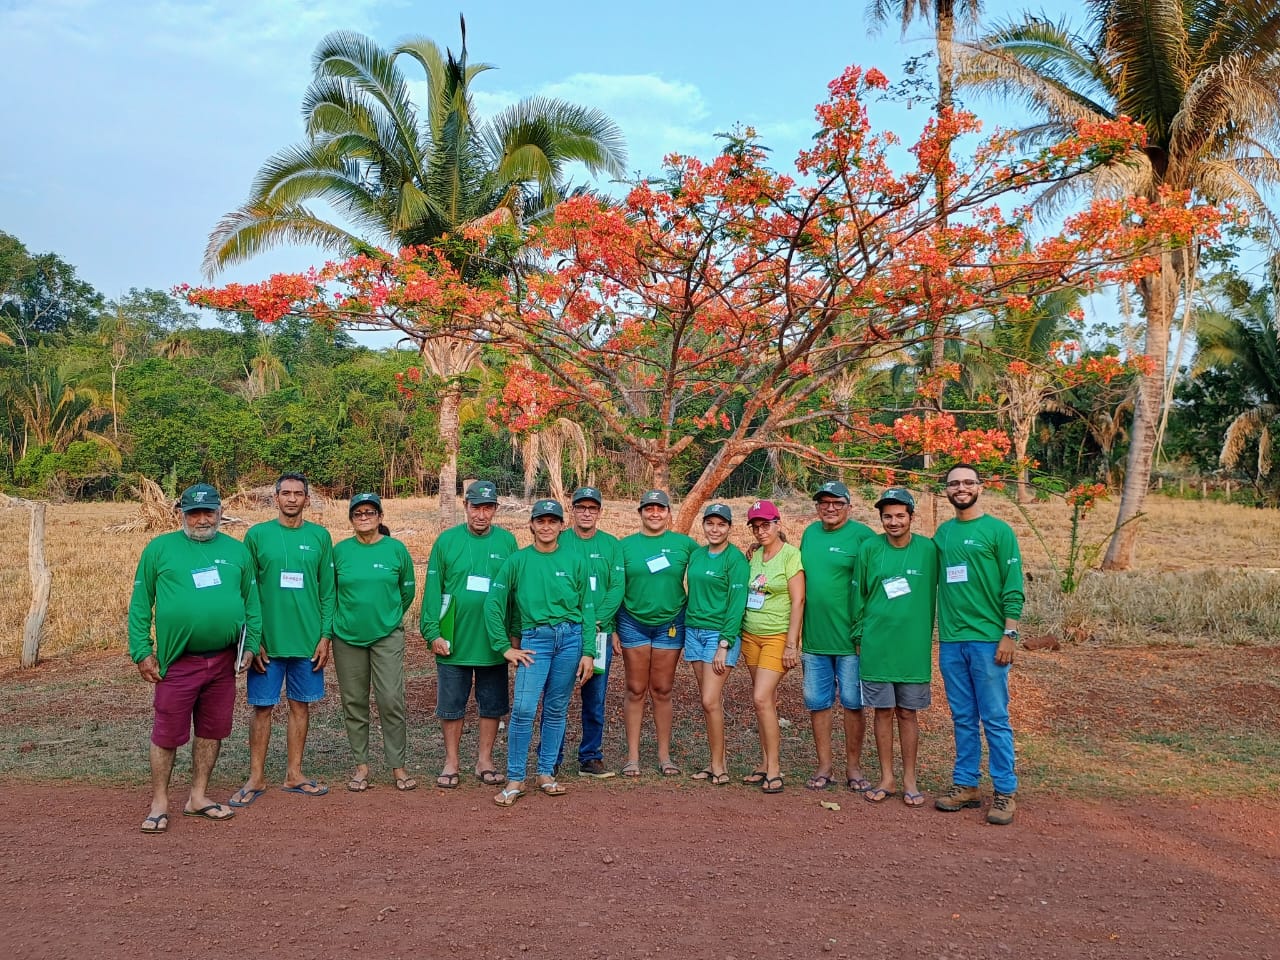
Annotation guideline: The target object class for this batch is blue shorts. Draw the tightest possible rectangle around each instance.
[246,655,326,706]
[801,652,862,711]
[684,627,741,667]
[616,606,685,651]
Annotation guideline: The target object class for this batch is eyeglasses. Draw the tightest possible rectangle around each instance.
[815,500,847,509]
[351,510,380,519]
[945,479,981,489]
[572,504,601,512]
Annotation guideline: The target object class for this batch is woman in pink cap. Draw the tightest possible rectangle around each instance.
[740,499,804,793]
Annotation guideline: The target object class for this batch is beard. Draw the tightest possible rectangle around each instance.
[183,519,220,542]
[946,489,980,510]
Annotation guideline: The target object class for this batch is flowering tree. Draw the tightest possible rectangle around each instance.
[188,65,1225,531]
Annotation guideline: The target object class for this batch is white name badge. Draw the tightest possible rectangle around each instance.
[946,564,969,584]
[589,575,598,591]
[646,554,671,573]
[192,566,222,589]
[280,571,305,590]
[746,590,766,610]
[466,575,491,593]
[883,576,911,599]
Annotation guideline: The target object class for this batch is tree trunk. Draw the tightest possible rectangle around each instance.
[1013,417,1034,504]
[673,446,750,533]
[437,384,461,528]
[21,501,51,669]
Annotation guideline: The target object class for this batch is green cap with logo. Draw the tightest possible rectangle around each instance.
[637,489,671,510]
[874,487,916,512]
[464,481,499,505]
[703,503,733,523]
[348,492,382,515]
[571,486,603,505]
[813,480,851,502]
[179,483,221,513]
[531,499,565,520]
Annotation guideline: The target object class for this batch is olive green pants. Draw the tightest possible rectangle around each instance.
[331,628,408,768]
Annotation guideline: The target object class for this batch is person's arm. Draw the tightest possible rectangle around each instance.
[240,555,263,665]
[783,569,805,670]
[577,557,596,684]
[722,549,750,648]
[397,541,417,616]
[996,525,1025,665]
[848,548,866,651]
[317,530,336,641]
[127,545,160,682]
[486,554,531,666]
[596,541,626,632]
[419,538,445,647]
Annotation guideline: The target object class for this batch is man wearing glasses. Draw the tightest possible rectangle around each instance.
[797,481,875,792]
[933,463,1024,825]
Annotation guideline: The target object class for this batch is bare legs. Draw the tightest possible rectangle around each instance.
[691,661,731,776]
[622,645,682,767]
[441,716,501,777]
[749,665,785,778]
[872,706,919,794]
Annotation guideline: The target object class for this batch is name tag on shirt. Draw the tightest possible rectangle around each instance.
[280,571,305,590]
[883,576,911,599]
[946,564,969,584]
[589,575,598,591]
[746,590,766,610]
[466,575,491,593]
[646,554,670,574]
[192,566,222,589]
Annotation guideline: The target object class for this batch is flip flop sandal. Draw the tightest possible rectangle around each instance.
[761,775,785,794]
[690,768,714,781]
[395,776,418,792]
[475,769,503,786]
[903,791,926,807]
[742,770,767,785]
[806,775,835,791]
[140,814,168,835]
[864,787,896,804]
[183,803,235,821]
[280,780,328,797]
[347,774,370,792]
[657,761,681,777]
[709,772,731,786]
[228,787,267,808]
[494,787,525,807]
[846,777,872,793]
[436,772,460,789]
[538,779,567,796]
[620,761,642,778]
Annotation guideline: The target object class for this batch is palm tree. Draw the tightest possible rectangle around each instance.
[959,0,1280,569]
[11,367,109,460]
[204,21,626,523]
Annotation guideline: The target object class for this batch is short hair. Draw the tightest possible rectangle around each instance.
[943,462,981,483]
[877,501,914,517]
[275,472,309,495]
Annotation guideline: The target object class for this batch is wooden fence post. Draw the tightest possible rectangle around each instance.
[21,501,52,669]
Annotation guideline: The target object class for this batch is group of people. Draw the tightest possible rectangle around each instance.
[127,464,1023,832]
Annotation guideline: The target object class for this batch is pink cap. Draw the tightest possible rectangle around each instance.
[746,499,781,522]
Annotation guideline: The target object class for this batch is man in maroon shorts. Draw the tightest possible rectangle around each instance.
[128,483,261,833]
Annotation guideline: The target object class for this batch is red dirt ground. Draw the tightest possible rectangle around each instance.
[2,781,1276,960]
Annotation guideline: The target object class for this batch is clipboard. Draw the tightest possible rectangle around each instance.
[234,623,248,673]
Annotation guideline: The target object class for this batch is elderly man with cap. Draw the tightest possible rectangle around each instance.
[128,482,261,834]
[852,487,939,806]
[797,480,874,792]
[421,480,518,789]
[556,486,625,778]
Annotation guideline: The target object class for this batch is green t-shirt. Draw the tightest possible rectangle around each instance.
[558,528,625,632]
[332,536,417,647]
[420,524,518,666]
[743,542,804,637]
[799,518,875,655]
[485,545,596,657]
[684,544,750,646]
[619,530,698,625]
[852,534,939,683]
[244,519,335,658]
[934,513,1025,642]
[127,530,262,677]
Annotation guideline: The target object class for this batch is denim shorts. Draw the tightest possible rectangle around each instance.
[246,655,326,706]
[861,680,931,710]
[684,627,741,667]
[616,606,685,650]
[435,662,510,719]
[801,652,862,711]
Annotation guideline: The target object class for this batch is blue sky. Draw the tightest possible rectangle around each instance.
[1,0,1080,301]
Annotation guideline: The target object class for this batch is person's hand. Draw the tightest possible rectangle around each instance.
[782,644,799,671]
[253,649,270,673]
[745,542,759,560]
[611,631,622,655]
[504,647,534,667]
[430,637,450,656]
[995,637,1016,666]
[237,649,254,675]
[311,638,331,671]
[712,648,728,676]
[136,655,161,684]
[576,655,594,686]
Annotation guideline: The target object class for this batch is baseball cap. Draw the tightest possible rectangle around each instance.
[531,499,565,520]
[703,503,733,523]
[348,492,382,515]
[464,481,499,505]
[874,487,916,512]
[179,483,221,512]
[746,499,781,522]
[571,486,603,505]
[637,490,671,510]
[813,480,851,502]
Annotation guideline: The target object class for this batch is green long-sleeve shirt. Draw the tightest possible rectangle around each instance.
[934,513,1024,642]
[419,523,518,666]
[799,519,874,655]
[619,530,697,625]
[484,545,596,657]
[851,534,939,683]
[684,544,750,646]
[332,535,416,646]
[244,519,335,658]
[558,528,625,632]
[127,530,262,677]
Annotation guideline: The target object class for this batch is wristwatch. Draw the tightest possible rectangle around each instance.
[1002,629,1020,641]
[717,639,731,649]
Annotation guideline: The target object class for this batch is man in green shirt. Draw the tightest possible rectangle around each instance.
[853,488,939,806]
[128,483,260,834]
[556,486,624,778]
[230,473,335,807]
[798,480,875,792]
[933,463,1025,825]
[420,480,518,789]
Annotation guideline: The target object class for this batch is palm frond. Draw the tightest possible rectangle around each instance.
[202,203,366,277]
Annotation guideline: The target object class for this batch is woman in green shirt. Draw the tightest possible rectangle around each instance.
[742,499,805,793]
[331,493,418,793]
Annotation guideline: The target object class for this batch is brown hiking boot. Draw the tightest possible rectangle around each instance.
[934,784,982,812]
[986,791,1017,825]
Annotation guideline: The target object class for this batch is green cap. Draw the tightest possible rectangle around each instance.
[465,481,499,505]
[813,480,851,502]
[348,492,382,515]
[638,489,671,510]
[179,483,221,512]
[531,499,565,520]
[571,486,603,505]
[874,487,916,512]
[703,503,733,523]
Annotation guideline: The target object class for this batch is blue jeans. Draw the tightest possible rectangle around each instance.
[939,641,1017,793]
[507,622,583,782]
[557,635,612,768]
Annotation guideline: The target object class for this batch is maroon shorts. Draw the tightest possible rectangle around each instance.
[151,648,237,748]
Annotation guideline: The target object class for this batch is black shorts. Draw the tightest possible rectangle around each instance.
[435,662,510,720]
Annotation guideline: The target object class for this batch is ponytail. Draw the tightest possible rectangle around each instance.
[377,523,391,537]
